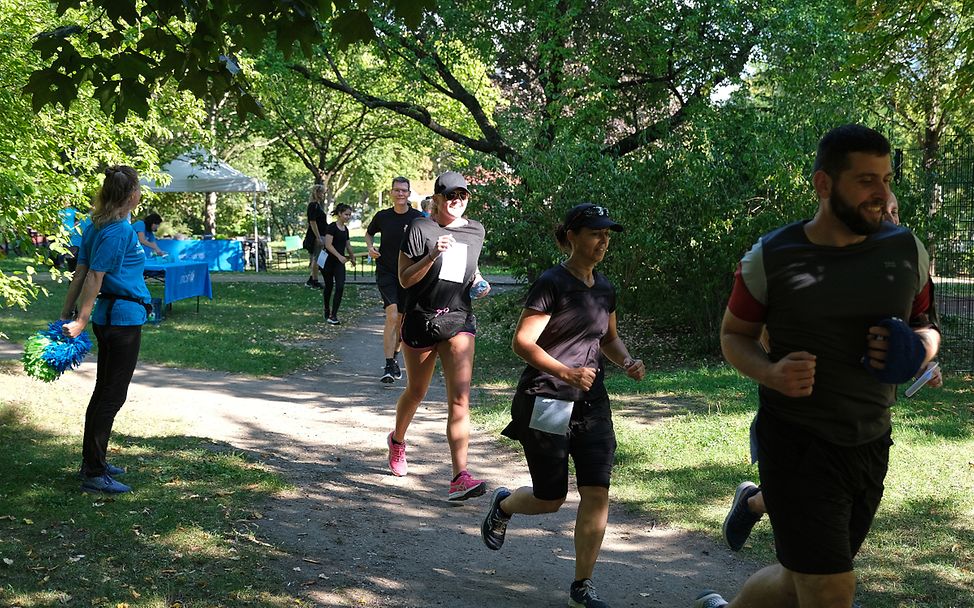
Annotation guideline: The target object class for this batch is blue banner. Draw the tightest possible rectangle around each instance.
[153,239,244,272]
[144,260,213,305]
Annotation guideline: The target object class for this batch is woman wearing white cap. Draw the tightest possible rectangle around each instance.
[386,170,491,501]
[480,203,645,608]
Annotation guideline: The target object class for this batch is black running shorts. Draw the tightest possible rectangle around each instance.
[502,391,616,501]
[756,409,891,575]
[375,267,403,311]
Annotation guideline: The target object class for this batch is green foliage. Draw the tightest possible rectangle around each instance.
[27,0,434,121]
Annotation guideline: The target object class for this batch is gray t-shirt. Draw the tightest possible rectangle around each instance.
[516,264,617,402]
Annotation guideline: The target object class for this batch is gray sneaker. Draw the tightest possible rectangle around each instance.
[569,579,609,608]
[693,590,728,608]
[481,487,512,550]
[722,481,762,551]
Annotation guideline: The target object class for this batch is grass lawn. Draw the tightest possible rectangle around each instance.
[472,288,974,608]
[0,359,294,608]
[0,278,373,376]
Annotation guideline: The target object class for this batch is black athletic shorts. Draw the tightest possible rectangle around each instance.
[756,408,892,575]
[399,310,476,351]
[376,267,403,311]
[501,391,616,501]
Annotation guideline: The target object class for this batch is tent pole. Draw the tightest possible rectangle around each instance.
[253,191,259,273]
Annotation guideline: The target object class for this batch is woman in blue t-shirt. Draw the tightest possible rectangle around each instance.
[60,165,151,495]
[479,203,645,607]
[131,212,165,257]
[321,203,356,324]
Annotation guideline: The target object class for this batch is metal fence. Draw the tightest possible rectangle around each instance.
[896,140,974,372]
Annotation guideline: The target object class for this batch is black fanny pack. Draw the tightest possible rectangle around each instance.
[425,308,473,342]
[97,292,151,325]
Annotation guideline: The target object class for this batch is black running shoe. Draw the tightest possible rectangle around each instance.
[722,481,762,551]
[392,359,402,380]
[380,364,395,383]
[569,579,609,608]
[481,487,512,550]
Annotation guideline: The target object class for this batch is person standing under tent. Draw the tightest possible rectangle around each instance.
[131,212,165,257]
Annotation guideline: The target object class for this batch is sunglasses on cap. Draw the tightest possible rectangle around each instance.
[569,205,609,227]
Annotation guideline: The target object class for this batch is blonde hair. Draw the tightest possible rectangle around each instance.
[310,184,326,204]
[91,165,139,227]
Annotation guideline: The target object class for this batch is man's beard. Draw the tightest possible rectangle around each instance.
[831,190,883,235]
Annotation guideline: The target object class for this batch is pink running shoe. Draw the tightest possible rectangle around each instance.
[387,432,407,477]
[449,470,487,501]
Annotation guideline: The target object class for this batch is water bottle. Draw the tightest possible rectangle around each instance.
[470,278,490,299]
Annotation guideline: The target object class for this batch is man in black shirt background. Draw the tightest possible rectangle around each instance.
[365,176,423,382]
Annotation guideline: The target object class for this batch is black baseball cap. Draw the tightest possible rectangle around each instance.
[434,171,469,196]
[564,203,624,232]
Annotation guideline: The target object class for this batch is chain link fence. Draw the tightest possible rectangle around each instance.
[895,140,974,372]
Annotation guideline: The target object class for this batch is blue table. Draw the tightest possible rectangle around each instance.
[155,239,244,271]
[143,260,213,306]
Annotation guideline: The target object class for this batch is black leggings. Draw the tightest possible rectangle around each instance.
[322,261,346,318]
[81,323,142,477]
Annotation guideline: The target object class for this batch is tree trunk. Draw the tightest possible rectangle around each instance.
[203,191,218,235]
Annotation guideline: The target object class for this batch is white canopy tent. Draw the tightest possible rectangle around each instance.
[141,147,268,271]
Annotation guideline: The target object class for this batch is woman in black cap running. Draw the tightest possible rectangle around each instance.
[385,170,491,501]
[480,203,645,608]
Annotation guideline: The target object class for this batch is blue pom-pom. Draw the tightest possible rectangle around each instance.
[36,320,92,375]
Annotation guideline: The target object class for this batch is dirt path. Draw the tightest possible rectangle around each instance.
[0,299,758,607]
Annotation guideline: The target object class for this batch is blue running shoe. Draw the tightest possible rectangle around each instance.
[81,474,131,494]
[78,463,125,479]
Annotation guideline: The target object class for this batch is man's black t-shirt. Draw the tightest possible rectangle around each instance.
[400,216,485,315]
[304,202,328,250]
[367,207,423,274]
[516,264,617,402]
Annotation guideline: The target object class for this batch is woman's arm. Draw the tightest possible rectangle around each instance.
[398,234,454,288]
[513,308,596,390]
[344,238,355,263]
[63,270,105,338]
[59,264,89,319]
[599,312,645,380]
[137,231,164,255]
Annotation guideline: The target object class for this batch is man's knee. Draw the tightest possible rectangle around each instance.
[789,569,855,608]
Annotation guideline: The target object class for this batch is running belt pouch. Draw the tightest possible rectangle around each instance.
[862,317,926,384]
[425,310,471,341]
[528,397,574,435]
